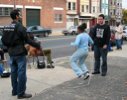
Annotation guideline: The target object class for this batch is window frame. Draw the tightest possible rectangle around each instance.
[81,5,85,12]
[0,7,13,16]
[54,14,63,22]
[72,2,76,10]
[86,5,89,12]
[68,2,71,10]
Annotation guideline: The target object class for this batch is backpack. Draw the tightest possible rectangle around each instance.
[1,23,19,47]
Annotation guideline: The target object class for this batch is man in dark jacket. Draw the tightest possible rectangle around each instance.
[2,9,40,99]
[91,14,111,76]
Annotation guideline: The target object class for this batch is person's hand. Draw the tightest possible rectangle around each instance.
[88,46,92,51]
[103,45,107,49]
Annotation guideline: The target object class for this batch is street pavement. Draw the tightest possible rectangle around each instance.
[0,44,127,100]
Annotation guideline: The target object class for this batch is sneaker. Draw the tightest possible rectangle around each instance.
[51,65,55,68]
[47,65,55,68]
[92,71,100,74]
[84,72,90,80]
[78,75,84,78]
[17,93,32,99]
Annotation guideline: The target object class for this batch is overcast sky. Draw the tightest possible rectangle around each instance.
[122,0,127,9]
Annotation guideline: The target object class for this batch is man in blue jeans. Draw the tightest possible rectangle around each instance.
[2,9,40,99]
[91,14,111,76]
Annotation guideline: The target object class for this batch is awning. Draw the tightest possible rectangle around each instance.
[66,15,79,19]
[80,13,102,18]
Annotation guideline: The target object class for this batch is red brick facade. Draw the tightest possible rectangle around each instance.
[0,0,66,29]
[41,0,66,29]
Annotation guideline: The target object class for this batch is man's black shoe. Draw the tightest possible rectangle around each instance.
[12,93,17,96]
[101,73,106,76]
[17,93,32,99]
[92,72,100,74]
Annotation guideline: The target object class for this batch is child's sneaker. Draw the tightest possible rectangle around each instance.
[84,72,90,80]
[78,74,84,78]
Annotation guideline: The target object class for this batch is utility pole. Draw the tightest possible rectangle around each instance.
[14,0,16,9]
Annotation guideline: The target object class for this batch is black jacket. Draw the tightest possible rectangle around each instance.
[91,24,111,48]
[8,21,40,56]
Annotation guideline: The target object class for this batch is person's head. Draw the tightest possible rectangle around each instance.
[98,14,105,25]
[10,9,22,22]
[78,23,87,33]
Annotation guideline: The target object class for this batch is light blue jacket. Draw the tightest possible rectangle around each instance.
[71,32,94,50]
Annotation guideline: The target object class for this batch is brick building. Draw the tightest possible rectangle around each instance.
[0,0,66,33]
[41,0,66,31]
[0,0,42,26]
[109,0,122,25]
[66,0,78,28]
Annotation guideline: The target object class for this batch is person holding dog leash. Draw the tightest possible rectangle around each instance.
[1,9,40,99]
[26,33,54,68]
[70,23,93,79]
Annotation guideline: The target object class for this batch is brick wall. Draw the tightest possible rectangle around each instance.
[0,0,41,6]
[0,0,66,29]
[41,0,66,29]
[0,16,12,25]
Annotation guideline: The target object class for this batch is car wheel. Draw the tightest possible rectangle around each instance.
[125,37,127,41]
[64,33,67,36]
[71,31,76,35]
[44,32,49,37]
[36,35,40,37]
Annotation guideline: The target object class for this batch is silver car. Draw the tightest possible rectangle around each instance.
[123,26,127,40]
[62,26,78,36]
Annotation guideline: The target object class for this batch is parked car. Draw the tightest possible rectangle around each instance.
[62,26,78,36]
[123,25,127,30]
[0,26,4,38]
[27,25,52,37]
[122,26,127,40]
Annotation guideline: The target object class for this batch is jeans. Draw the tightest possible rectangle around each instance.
[108,41,113,51]
[10,56,27,96]
[116,39,122,49]
[70,48,88,77]
[0,50,4,60]
[94,46,108,74]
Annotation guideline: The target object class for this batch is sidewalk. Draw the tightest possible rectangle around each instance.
[31,45,127,100]
[0,58,75,100]
[0,44,127,100]
[50,32,63,36]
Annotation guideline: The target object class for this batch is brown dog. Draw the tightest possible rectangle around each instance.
[25,44,43,56]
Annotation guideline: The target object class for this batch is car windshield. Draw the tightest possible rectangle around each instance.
[27,27,32,31]
[27,26,44,31]
[37,26,43,30]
